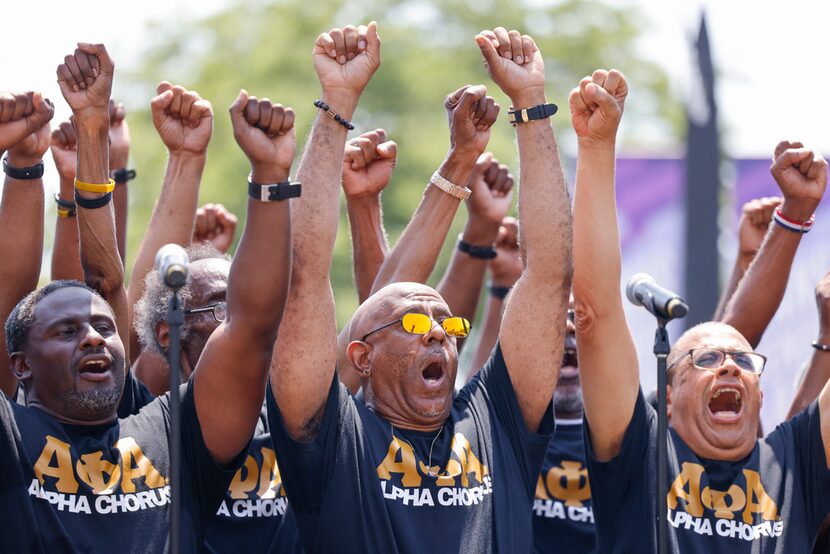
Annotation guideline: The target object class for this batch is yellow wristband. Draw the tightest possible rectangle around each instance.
[74,178,116,194]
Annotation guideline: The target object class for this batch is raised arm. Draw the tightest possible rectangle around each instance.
[126,83,212,362]
[722,142,827,347]
[566,69,635,459]
[56,44,129,356]
[476,28,573,433]
[0,91,54,397]
[193,92,294,464]
[788,271,830,419]
[436,153,513,343]
[108,100,131,261]
[712,196,780,320]
[369,85,498,294]
[191,203,238,254]
[270,23,380,442]
[467,217,522,378]
[50,119,84,281]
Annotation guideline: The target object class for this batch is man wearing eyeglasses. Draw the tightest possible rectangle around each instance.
[266,27,572,553]
[570,64,830,552]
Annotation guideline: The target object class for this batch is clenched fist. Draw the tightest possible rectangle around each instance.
[466,152,514,226]
[229,90,296,182]
[56,43,114,118]
[770,140,827,222]
[313,22,381,102]
[151,82,213,155]
[444,85,499,160]
[569,69,628,146]
[0,91,55,159]
[342,129,397,199]
[475,28,545,106]
[192,203,238,254]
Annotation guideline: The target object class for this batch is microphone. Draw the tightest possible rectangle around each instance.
[626,273,689,321]
[154,244,190,289]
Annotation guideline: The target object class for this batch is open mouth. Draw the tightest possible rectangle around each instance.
[561,349,578,369]
[422,362,444,383]
[77,356,113,380]
[707,387,742,419]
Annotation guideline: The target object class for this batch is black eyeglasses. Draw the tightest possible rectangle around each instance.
[183,301,227,323]
[669,348,766,375]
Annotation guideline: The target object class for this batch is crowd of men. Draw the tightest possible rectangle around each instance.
[1,21,829,554]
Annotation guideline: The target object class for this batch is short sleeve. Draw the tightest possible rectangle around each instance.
[176,380,248,545]
[788,400,830,529]
[470,342,554,497]
[584,389,653,510]
[266,374,347,550]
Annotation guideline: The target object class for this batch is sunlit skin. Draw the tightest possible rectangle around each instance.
[347,282,460,432]
[158,258,230,379]
[10,287,126,425]
[667,322,763,461]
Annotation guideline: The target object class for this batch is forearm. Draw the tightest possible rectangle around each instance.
[113,183,128,262]
[721,225,801,348]
[437,217,498,342]
[346,194,388,303]
[788,347,830,419]
[713,253,753,321]
[371,153,474,294]
[467,292,503,381]
[51,177,84,281]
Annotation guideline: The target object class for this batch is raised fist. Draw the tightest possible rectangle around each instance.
[151,82,213,155]
[737,196,781,258]
[444,85,499,158]
[342,129,397,199]
[770,140,827,221]
[569,69,627,146]
[56,43,115,116]
[490,217,523,287]
[192,203,238,254]
[109,99,130,169]
[475,28,545,104]
[229,90,296,179]
[0,91,55,157]
[50,119,78,182]
[313,22,381,99]
[466,152,514,225]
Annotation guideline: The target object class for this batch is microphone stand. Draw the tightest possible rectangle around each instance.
[654,317,670,554]
[165,291,184,554]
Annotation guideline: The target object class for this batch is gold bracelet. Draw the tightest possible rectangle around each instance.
[74,178,116,194]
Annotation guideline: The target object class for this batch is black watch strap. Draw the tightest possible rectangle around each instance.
[112,168,137,183]
[508,103,558,125]
[457,238,497,259]
[248,179,302,202]
[3,156,44,180]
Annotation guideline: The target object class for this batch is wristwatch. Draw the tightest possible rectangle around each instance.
[508,103,558,125]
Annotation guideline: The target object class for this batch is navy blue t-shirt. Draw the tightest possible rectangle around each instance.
[586,389,830,553]
[268,343,554,553]
[0,380,239,553]
[533,419,595,553]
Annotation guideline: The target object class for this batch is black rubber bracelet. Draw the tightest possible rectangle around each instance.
[54,193,77,217]
[812,341,830,352]
[490,285,512,300]
[457,238,497,259]
[111,168,136,184]
[74,190,113,209]
[248,179,302,202]
[3,156,44,180]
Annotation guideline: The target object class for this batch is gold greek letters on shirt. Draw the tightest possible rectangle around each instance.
[535,460,591,507]
[376,433,490,488]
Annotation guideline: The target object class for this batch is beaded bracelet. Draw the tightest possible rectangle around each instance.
[313,100,355,130]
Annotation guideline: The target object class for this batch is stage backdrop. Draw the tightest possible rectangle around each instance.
[616,157,829,431]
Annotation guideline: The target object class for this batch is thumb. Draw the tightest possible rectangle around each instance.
[28,92,55,127]
[150,90,174,127]
[365,21,381,57]
[228,89,249,123]
[475,34,501,69]
[585,83,620,118]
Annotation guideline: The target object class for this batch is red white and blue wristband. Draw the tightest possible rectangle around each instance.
[773,208,814,234]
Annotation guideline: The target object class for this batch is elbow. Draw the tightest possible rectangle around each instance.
[84,267,125,297]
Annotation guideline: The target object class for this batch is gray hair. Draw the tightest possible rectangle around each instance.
[133,244,230,354]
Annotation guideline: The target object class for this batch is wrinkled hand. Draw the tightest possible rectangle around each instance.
[737,196,780,258]
[569,69,628,145]
[342,129,397,198]
[229,90,296,178]
[770,141,827,221]
[467,152,514,225]
[56,43,114,117]
[475,28,545,103]
[445,85,498,158]
[313,22,381,99]
[151,82,213,155]
[490,217,522,286]
[50,119,78,183]
[192,203,238,254]
[0,91,55,156]
[109,99,130,169]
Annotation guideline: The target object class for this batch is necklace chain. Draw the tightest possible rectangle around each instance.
[391,424,444,477]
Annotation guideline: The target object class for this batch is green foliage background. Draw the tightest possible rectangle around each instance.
[118,0,681,327]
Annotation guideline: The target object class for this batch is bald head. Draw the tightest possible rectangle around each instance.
[667,321,751,384]
[349,282,448,342]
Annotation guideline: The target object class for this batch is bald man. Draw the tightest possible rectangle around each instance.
[569,64,830,552]
[266,26,572,552]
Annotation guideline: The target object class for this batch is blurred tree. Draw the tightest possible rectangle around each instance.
[120,0,681,326]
